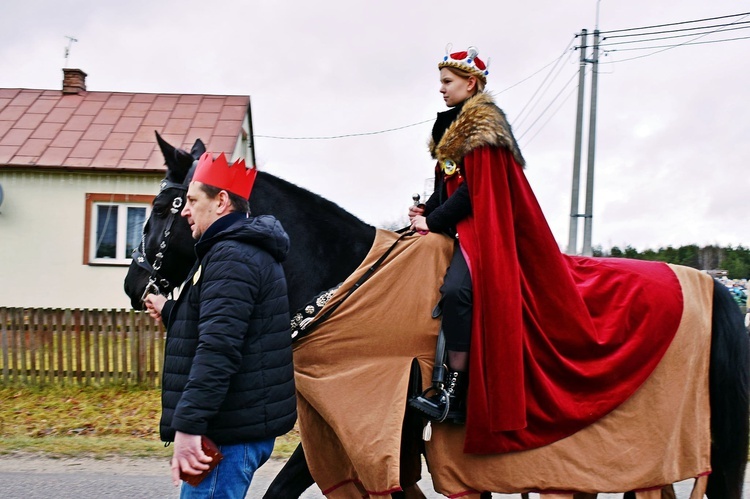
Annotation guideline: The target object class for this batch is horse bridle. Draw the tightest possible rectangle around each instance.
[132,179,187,304]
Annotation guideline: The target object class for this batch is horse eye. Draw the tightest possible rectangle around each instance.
[152,197,170,214]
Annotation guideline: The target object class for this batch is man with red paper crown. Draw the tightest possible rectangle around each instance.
[408,46,683,454]
[144,153,296,495]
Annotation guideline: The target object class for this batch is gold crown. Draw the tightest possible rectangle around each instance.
[438,45,489,83]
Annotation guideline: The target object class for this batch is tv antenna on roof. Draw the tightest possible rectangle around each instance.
[64,36,78,67]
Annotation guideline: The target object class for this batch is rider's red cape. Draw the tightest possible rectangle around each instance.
[451,146,684,454]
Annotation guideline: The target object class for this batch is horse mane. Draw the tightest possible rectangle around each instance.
[252,171,371,230]
[250,171,377,311]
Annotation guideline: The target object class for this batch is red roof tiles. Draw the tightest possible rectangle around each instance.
[0,84,248,172]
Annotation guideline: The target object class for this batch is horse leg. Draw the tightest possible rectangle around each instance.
[706,279,750,499]
[394,359,429,499]
[660,484,676,498]
[395,483,427,499]
[619,484,675,498]
[262,443,314,498]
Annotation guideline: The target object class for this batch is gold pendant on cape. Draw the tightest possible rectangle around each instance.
[441,159,458,176]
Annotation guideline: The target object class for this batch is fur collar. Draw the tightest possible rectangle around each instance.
[429,92,525,167]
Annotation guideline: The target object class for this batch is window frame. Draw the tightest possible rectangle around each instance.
[83,193,153,266]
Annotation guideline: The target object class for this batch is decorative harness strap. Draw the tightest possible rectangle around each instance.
[133,179,186,303]
[291,230,415,342]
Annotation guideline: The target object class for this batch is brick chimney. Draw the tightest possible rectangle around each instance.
[62,68,87,94]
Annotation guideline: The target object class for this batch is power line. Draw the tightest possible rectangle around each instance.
[520,77,582,149]
[255,39,577,141]
[601,13,750,62]
[601,23,750,46]
[255,118,432,140]
[603,34,750,53]
[256,13,750,142]
[491,40,576,96]
[602,19,750,40]
[508,38,576,128]
[516,69,581,141]
[598,11,750,35]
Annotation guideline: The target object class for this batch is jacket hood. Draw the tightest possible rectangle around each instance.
[196,214,290,262]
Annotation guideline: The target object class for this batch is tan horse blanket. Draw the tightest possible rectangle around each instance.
[293,229,712,498]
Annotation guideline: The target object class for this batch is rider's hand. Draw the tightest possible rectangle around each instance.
[408,205,425,222]
[410,215,430,234]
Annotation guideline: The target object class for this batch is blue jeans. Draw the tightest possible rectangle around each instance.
[180,437,275,499]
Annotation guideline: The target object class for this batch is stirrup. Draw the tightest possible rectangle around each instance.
[408,385,451,423]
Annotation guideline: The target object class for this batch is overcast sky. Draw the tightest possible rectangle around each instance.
[2,0,749,252]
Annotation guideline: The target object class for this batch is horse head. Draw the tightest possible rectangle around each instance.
[125,132,377,312]
[123,132,205,309]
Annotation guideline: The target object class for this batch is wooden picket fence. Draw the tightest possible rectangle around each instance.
[0,307,165,387]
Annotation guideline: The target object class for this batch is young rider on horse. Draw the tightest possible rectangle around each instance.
[408,45,525,424]
[407,46,686,458]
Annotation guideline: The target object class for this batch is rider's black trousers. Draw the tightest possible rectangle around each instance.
[440,243,473,352]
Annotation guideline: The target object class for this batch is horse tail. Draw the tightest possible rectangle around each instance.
[707,278,750,499]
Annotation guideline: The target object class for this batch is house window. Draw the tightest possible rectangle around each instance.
[84,193,153,265]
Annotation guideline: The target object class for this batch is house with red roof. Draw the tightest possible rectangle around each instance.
[0,69,252,308]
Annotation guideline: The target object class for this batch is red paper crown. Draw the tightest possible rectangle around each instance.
[438,45,489,83]
[193,152,257,199]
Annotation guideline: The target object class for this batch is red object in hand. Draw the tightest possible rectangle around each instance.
[180,436,224,487]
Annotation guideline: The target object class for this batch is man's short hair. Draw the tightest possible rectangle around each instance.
[200,183,250,214]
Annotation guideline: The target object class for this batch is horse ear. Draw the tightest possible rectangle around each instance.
[155,130,176,164]
[154,130,194,184]
[191,139,206,160]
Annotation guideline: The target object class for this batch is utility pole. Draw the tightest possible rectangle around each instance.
[581,29,600,257]
[566,29,588,255]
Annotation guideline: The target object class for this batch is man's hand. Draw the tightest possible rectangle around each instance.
[144,294,167,321]
[170,431,213,487]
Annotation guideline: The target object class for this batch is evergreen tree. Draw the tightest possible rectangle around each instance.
[641,249,658,261]
[724,247,750,279]
[677,244,700,269]
[597,244,750,279]
[624,246,639,259]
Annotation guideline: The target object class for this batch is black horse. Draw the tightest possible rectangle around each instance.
[124,134,749,499]
[125,133,376,498]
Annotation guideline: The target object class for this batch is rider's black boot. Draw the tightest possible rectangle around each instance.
[408,370,467,424]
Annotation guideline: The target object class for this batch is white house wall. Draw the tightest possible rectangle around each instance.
[0,170,160,309]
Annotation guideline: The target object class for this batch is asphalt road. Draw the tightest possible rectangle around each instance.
[0,453,743,498]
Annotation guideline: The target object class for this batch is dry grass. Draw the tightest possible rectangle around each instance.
[0,384,299,459]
